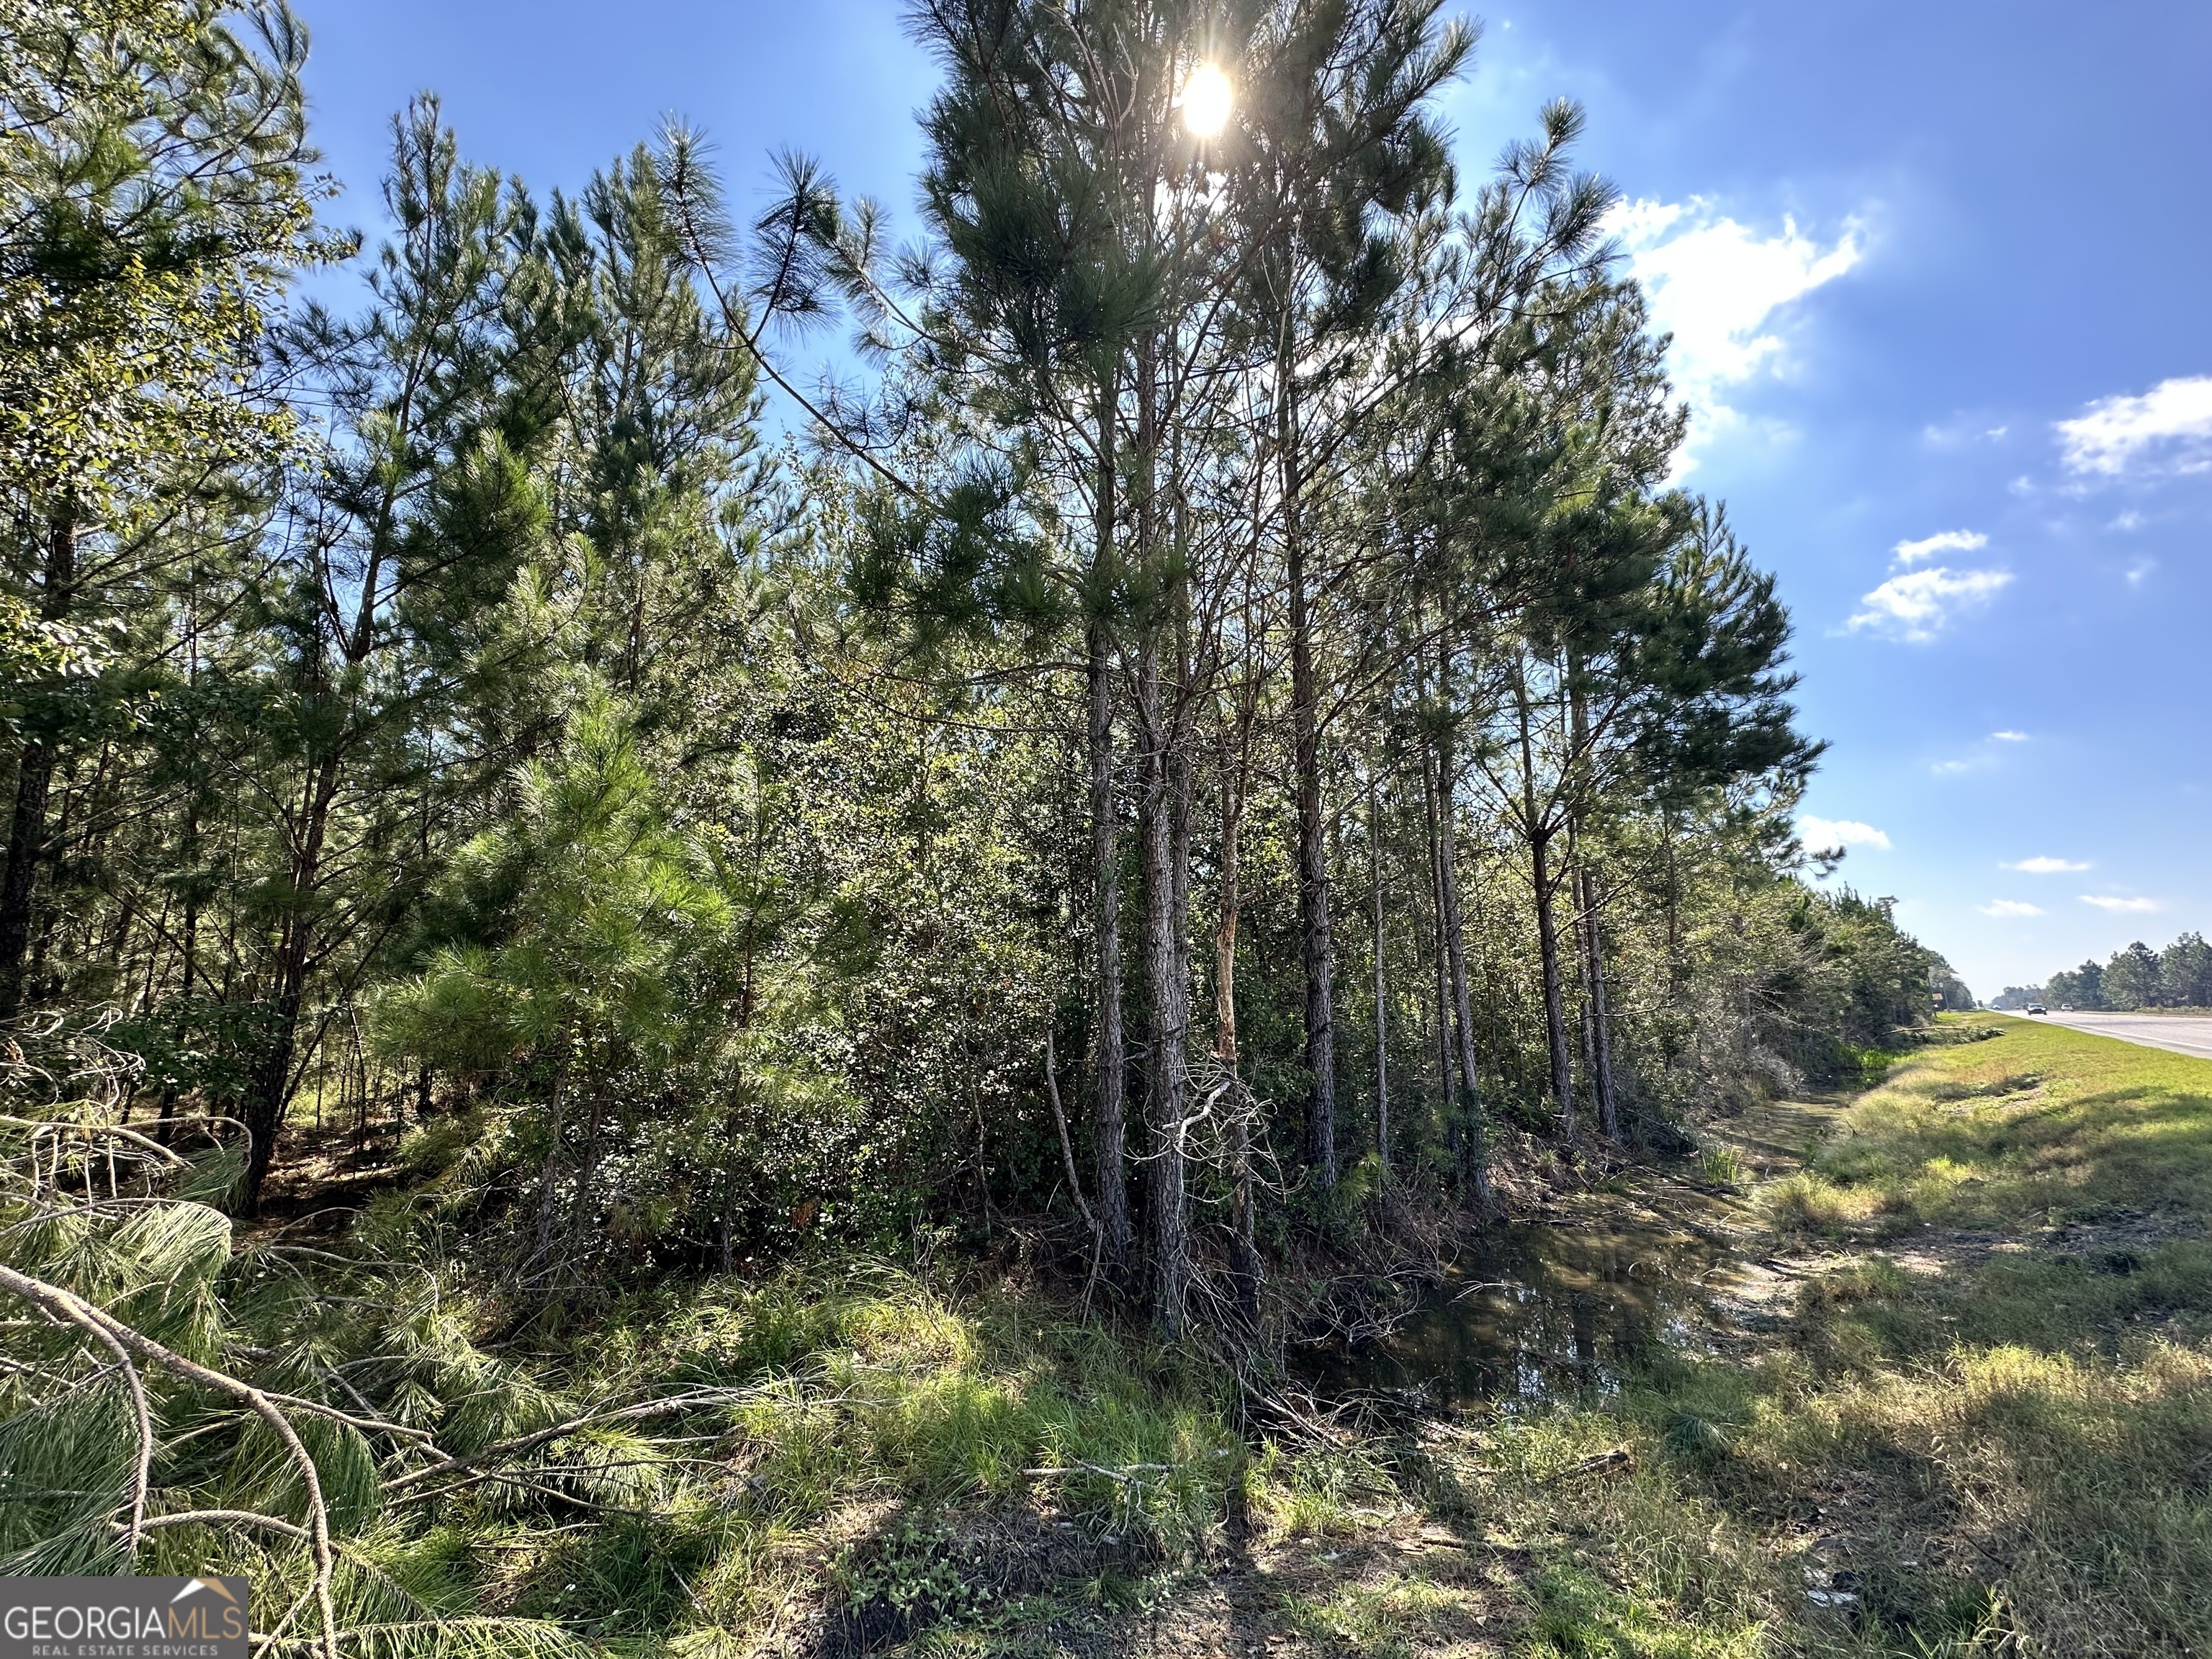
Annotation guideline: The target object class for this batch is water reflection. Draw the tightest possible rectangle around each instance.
[1296,1219,1730,1407]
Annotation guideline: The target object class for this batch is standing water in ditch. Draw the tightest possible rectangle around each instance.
[1298,1201,1758,1408]
[1297,1105,1833,1408]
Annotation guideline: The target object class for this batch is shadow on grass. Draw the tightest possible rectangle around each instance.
[1802,1020,2212,1235]
[343,1024,2212,1659]
[454,1262,1244,1656]
[1555,1020,2212,1656]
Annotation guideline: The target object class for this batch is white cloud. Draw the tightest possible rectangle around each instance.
[1922,418,2009,448]
[1934,730,2031,773]
[2056,375,2212,476]
[1979,900,2044,917]
[2004,856,2090,873]
[1893,529,1987,566]
[1604,198,1862,469]
[1846,566,2012,642]
[2080,894,2160,914]
[1800,815,1890,850]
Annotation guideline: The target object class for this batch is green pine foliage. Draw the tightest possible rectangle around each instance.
[2010,931,2212,1011]
[0,2,1998,1650]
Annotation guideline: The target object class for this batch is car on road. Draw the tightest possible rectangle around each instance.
[2027,1004,2046,1015]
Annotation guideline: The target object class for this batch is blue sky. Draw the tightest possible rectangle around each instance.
[294,0,2211,1000]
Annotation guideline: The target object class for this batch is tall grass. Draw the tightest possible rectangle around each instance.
[436,1265,1246,1648]
[1232,1018,2212,1658]
[12,1017,2208,1656]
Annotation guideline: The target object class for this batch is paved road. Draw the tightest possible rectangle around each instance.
[2026,1011,2212,1061]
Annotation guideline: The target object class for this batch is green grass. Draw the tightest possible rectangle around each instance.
[462,1264,1244,1647]
[1800,1015,2212,1233]
[1475,1016,2212,1658]
[88,1256,1244,1656]
[31,1017,2209,1657]
[447,1021,2212,1656]
[1698,1145,1750,1191]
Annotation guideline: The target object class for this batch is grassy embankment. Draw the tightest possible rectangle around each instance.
[1240,1013,2212,1658]
[156,1019,2212,1657]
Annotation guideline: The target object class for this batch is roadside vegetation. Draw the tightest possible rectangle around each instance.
[19,5,2195,1659]
[1243,1014,2212,1659]
[8,1015,2209,1657]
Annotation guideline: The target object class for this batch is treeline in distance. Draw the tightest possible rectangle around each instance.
[1996,933,2212,1012]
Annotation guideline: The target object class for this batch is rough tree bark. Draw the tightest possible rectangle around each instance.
[1282,376,1336,1191]
[1134,326,1191,1338]
[0,505,77,1017]
[1087,619,1133,1267]
[1421,727,1453,1156]
[240,745,341,1211]
[1576,858,1619,1138]
[1215,735,1262,1321]
[1136,631,1190,1337]
[1367,768,1388,1174]
[1515,665,1576,1141]
[1431,715,1490,1203]
[1566,675,1617,1136]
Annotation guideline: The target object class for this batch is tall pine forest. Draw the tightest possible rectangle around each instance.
[1,0,1974,1649]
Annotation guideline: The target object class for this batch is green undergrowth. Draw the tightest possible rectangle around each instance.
[1177,1017,2212,1658]
[1455,1015,2212,1658]
[14,1017,2211,1656]
[359,1265,1245,1650]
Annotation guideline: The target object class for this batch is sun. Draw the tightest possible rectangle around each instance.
[1181,63,1233,138]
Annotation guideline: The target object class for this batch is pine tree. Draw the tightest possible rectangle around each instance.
[0,0,330,1015]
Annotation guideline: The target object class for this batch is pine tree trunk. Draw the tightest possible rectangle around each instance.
[0,742,55,1019]
[239,747,341,1214]
[1131,326,1190,1337]
[1283,388,1336,1192]
[1578,861,1619,1138]
[1367,768,1388,1176]
[1136,633,1189,1337]
[1515,668,1575,1141]
[1216,747,1261,1320]
[1432,725,1489,1202]
[1165,721,1193,1312]
[0,505,77,1017]
[1565,679,1617,1136]
[1421,733,1452,1158]
[1530,825,1575,1142]
[1215,757,1242,1067]
[1662,807,1683,1020]
[1087,622,1133,1267]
